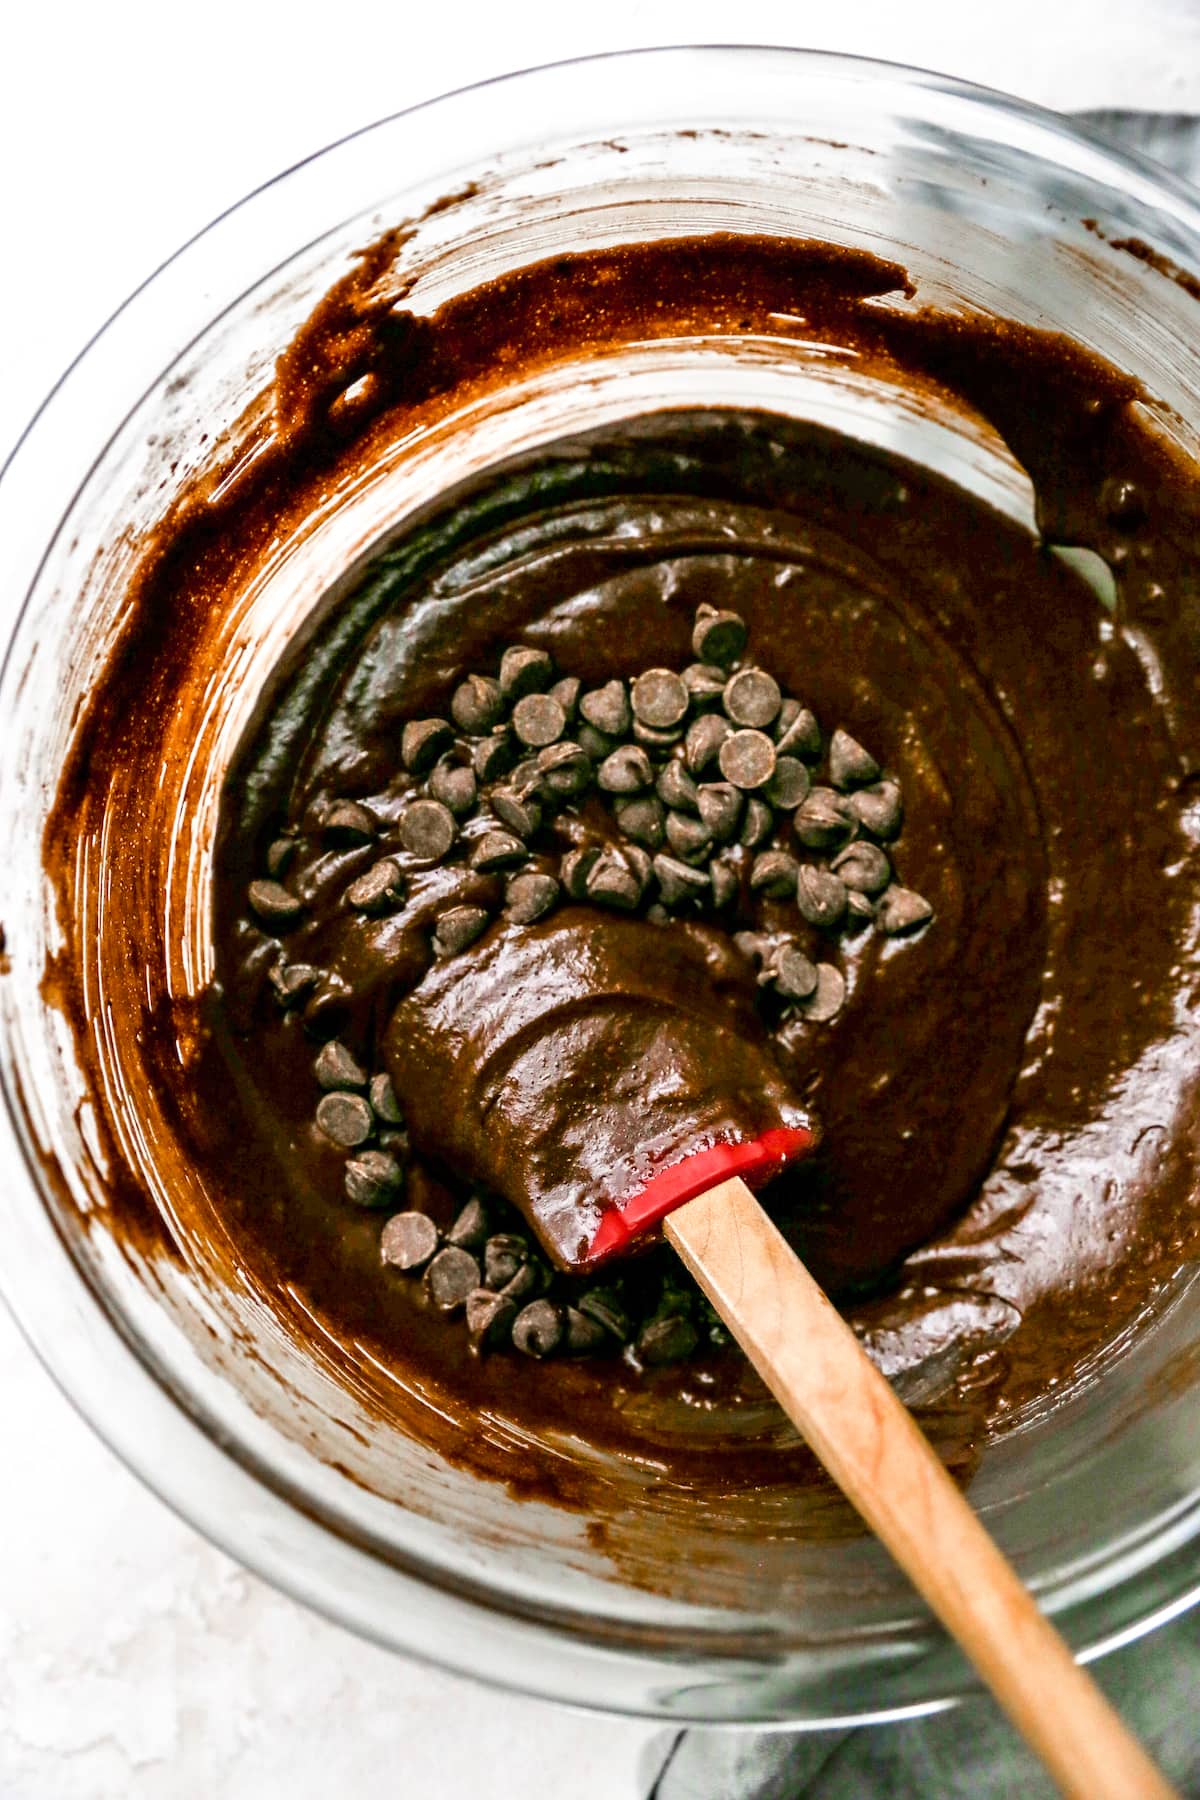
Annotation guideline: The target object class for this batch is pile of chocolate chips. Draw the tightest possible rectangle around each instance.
[246,604,932,1363]
[279,1024,732,1363]
[380,1180,726,1365]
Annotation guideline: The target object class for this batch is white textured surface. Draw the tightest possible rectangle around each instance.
[0,1303,657,1799]
[1,5,1197,1794]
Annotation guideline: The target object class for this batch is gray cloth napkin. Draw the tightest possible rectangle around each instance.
[648,109,1200,1800]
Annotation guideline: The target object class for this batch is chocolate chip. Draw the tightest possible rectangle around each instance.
[1102,477,1147,529]
[848,781,904,841]
[266,837,295,877]
[346,858,405,912]
[739,796,774,848]
[269,961,321,1007]
[380,1211,439,1271]
[434,905,490,955]
[794,789,856,849]
[656,1277,694,1320]
[344,1149,405,1207]
[773,944,819,1000]
[316,1091,374,1148]
[400,798,457,861]
[550,675,581,718]
[684,712,731,775]
[505,871,560,923]
[507,757,548,804]
[796,963,847,1022]
[428,760,478,817]
[587,846,647,910]
[846,890,876,924]
[749,850,800,898]
[466,1287,519,1350]
[561,846,600,898]
[697,781,743,843]
[646,903,670,924]
[829,728,881,790]
[500,1260,542,1303]
[537,740,592,796]
[652,853,710,905]
[580,680,631,737]
[451,673,505,735]
[632,668,689,730]
[709,859,739,908]
[470,829,526,872]
[776,703,822,759]
[378,1127,411,1158]
[323,800,377,845]
[491,788,542,838]
[657,761,700,812]
[369,1071,404,1124]
[579,1289,632,1340]
[832,841,891,895]
[623,843,652,888]
[447,1196,490,1249]
[499,645,554,700]
[634,719,686,753]
[484,1234,530,1289]
[303,973,353,1037]
[512,1299,564,1358]
[402,717,454,774]
[512,692,566,749]
[576,722,617,763]
[691,605,747,666]
[718,729,777,790]
[615,794,666,850]
[796,865,848,929]
[637,1313,699,1365]
[723,668,781,729]
[597,744,653,794]
[665,810,713,864]
[682,662,728,704]
[875,886,934,935]
[564,1307,609,1355]
[314,1039,367,1090]
[774,697,801,739]
[472,732,514,782]
[766,757,810,810]
[425,1245,482,1311]
[248,879,304,928]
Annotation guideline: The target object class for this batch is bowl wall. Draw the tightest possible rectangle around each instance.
[2,47,1200,1722]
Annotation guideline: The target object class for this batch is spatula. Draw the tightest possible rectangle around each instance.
[662,1166,1175,1800]
[387,910,1176,1799]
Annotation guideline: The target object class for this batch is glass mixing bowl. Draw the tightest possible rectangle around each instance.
[2,46,1200,1726]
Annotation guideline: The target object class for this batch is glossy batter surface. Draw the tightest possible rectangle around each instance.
[45,235,1200,1502]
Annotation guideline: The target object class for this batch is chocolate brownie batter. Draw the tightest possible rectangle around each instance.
[43,233,1200,1506]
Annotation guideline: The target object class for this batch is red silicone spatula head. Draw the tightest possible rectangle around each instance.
[586,1124,815,1263]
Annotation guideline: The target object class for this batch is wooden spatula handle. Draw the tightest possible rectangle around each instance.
[665,1177,1176,1800]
